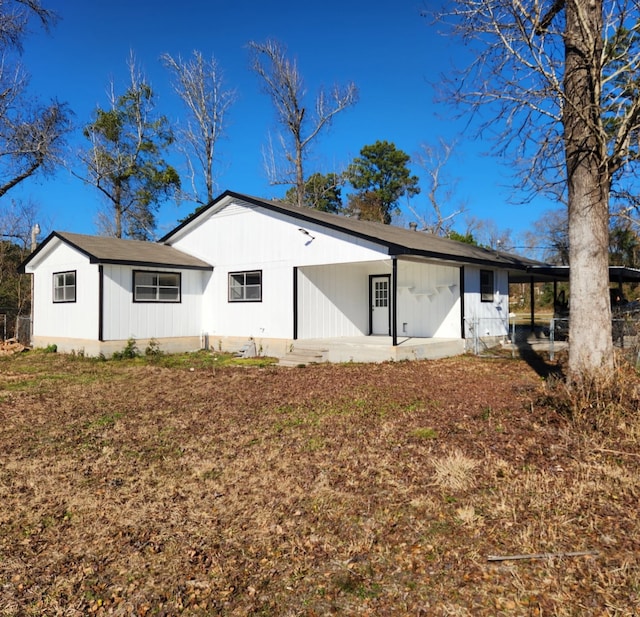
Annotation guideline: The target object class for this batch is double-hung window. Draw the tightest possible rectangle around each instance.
[480,270,494,302]
[228,270,262,302]
[53,271,76,303]
[133,271,181,303]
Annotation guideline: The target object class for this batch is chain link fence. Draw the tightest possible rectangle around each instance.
[465,310,640,362]
[0,309,31,345]
[549,314,640,363]
[464,316,515,357]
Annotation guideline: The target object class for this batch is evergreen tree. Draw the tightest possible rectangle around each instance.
[346,141,420,224]
[283,172,344,213]
[80,57,180,240]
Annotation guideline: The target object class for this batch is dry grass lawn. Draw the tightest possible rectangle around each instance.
[0,350,639,616]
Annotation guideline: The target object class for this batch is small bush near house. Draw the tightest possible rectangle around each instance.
[111,337,139,360]
[145,338,163,357]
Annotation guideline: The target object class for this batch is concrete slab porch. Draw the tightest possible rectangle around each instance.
[279,336,465,366]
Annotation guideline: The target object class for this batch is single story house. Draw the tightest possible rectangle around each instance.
[19,190,547,361]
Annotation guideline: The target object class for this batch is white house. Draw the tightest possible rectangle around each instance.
[19,190,544,361]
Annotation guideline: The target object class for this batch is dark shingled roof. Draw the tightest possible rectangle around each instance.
[162,190,545,271]
[20,231,213,272]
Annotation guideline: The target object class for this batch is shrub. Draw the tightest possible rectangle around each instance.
[541,357,640,434]
[145,338,163,357]
[112,338,139,360]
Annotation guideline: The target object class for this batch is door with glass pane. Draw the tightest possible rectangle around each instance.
[370,275,390,335]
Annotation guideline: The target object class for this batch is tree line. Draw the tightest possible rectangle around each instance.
[0,6,470,243]
[3,0,640,382]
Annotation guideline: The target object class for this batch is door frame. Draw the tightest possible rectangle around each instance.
[369,274,391,335]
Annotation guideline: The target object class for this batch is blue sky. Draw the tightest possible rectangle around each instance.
[12,0,558,251]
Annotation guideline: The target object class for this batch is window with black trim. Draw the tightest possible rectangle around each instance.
[53,271,76,303]
[480,270,494,302]
[133,271,181,302]
[229,270,262,302]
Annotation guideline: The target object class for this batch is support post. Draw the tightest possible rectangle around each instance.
[392,257,398,346]
[530,276,535,332]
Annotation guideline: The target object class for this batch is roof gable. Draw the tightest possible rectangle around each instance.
[161,190,545,271]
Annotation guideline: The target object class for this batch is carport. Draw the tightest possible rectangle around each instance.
[510,265,640,331]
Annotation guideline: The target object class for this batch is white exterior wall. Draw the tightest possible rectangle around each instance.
[170,202,390,339]
[463,266,510,337]
[396,260,461,337]
[296,260,462,339]
[297,262,387,338]
[30,242,99,340]
[101,265,208,340]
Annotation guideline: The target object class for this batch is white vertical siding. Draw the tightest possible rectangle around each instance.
[396,261,461,337]
[296,260,462,340]
[201,263,295,339]
[31,242,99,340]
[463,267,510,336]
[170,202,391,340]
[101,265,206,340]
[170,203,389,268]
[297,263,380,338]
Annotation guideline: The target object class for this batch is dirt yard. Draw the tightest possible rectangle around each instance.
[0,350,639,615]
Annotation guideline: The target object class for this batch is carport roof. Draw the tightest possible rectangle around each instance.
[509,265,640,284]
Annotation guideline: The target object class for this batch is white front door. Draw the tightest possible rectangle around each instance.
[371,275,390,335]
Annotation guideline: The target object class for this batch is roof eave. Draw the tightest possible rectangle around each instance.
[95,258,213,271]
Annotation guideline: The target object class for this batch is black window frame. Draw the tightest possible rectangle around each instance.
[133,270,182,303]
[53,270,77,303]
[228,270,262,302]
[480,270,494,303]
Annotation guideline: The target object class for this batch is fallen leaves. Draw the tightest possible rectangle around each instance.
[0,352,639,614]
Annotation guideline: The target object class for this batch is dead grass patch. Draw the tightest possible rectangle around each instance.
[432,448,479,492]
[1,351,639,615]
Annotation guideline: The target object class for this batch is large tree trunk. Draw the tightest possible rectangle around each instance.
[295,140,304,208]
[564,0,613,380]
[114,183,123,239]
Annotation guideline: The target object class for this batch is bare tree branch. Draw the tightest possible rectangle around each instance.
[248,39,357,207]
[407,139,466,235]
[162,51,236,206]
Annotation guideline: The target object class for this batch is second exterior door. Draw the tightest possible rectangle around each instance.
[370,275,391,335]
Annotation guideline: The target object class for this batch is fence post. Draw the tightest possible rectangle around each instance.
[510,315,516,358]
[17,316,31,346]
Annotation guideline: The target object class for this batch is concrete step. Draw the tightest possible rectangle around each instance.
[278,347,327,367]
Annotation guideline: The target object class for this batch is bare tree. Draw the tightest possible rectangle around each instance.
[248,39,358,207]
[0,1,71,199]
[434,0,640,380]
[162,51,236,207]
[0,198,41,248]
[0,198,43,332]
[0,0,55,47]
[407,139,466,235]
[524,209,570,265]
